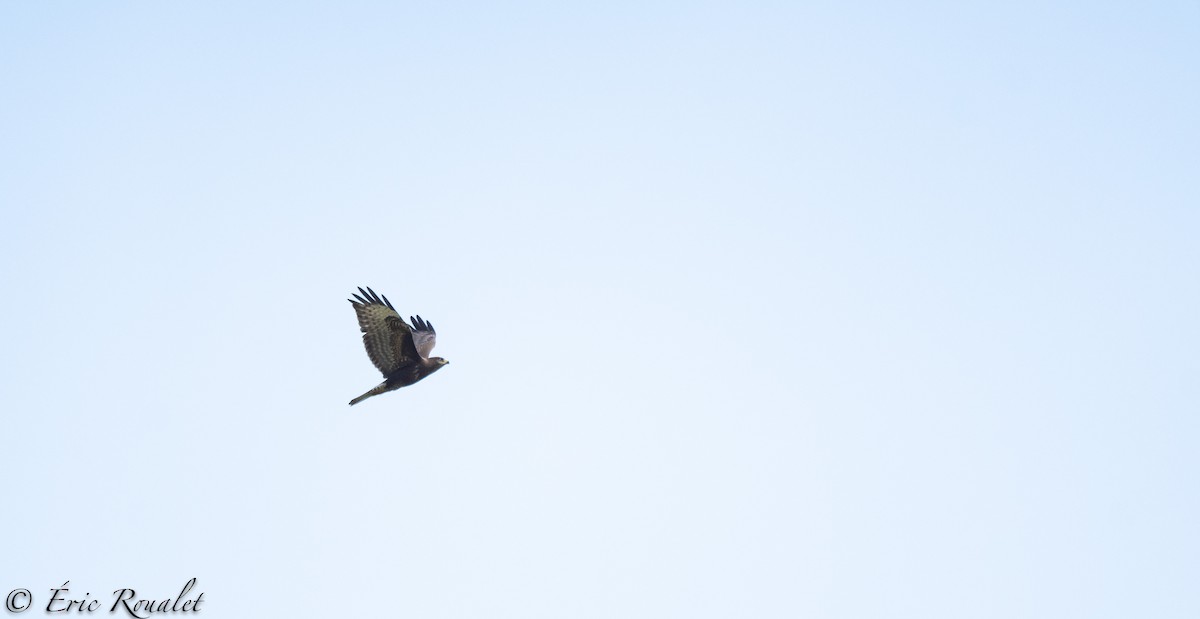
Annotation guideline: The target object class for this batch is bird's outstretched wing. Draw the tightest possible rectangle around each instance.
[348,287,420,376]
[410,315,437,358]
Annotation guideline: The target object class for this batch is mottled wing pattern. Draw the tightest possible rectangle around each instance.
[349,287,419,375]
[410,315,437,359]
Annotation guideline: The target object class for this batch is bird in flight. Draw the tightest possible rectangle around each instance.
[347,286,449,405]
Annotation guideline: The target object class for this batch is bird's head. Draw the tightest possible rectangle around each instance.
[431,357,449,367]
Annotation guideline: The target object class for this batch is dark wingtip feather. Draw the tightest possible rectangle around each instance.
[355,287,393,308]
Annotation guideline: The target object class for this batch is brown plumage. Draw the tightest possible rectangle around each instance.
[347,286,448,405]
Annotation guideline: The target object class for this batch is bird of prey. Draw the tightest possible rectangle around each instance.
[347,286,449,405]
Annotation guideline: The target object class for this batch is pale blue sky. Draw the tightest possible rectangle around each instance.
[1,2,1197,618]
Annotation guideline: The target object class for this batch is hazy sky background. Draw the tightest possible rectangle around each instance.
[1,2,1197,617]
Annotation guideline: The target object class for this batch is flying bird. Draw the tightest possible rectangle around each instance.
[347,286,449,405]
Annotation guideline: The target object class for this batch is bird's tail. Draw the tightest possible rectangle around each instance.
[349,382,390,406]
